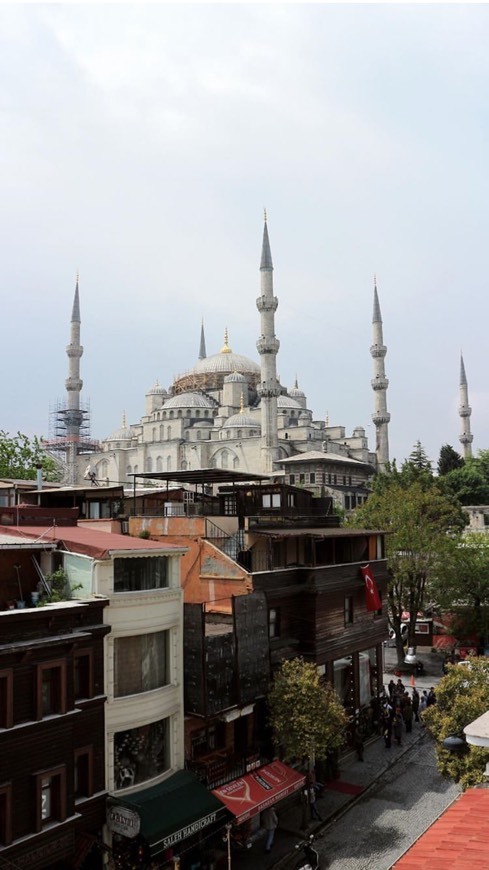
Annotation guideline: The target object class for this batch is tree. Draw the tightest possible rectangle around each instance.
[438,444,464,476]
[423,657,489,790]
[430,532,489,650]
[268,658,348,773]
[442,449,489,505]
[407,440,432,474]
[349,465,465,665]
[0,431,61,482]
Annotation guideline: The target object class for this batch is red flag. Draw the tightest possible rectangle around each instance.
[360,564,382,611]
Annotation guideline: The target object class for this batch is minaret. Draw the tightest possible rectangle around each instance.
[199,319,207,360]
[370,277,390,470]
[256,213,281,473]
[65,274,84,439]
[459,353,473,458]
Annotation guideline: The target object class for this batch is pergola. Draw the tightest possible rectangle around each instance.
[129,469,270,515]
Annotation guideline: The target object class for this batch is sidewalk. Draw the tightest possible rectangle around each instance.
[231,647,443,870]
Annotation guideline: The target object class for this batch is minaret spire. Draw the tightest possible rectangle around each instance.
[459,352,473,458]
[199,319,207,360]
[256,213,281,473]
[370,276,390,470]
[64,274,84,484]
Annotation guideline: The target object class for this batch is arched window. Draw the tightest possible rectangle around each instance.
[197,431,201,440]
[145,457,152,472]
[211,456,217,468]
[204,410,209,417]
[156,412,161,421]
[177,410,182,418]
[156,456,163,472]
[152,428,157,441]
[99,460,108,479]
[181,460,187,470]
[160,425,164,440]
[185,431,189,440]
[187,409,191,416]
[222,450,229,469]
[195,410,200,418]
[237,430,242,439]
[167,427,172,440]
[163,412,167,419]
[227,431,231,439]
[134,464,139,474]
[169,411,174,419]
[166,456,171,471]
[233,456,239,469]
[126,465,132,477]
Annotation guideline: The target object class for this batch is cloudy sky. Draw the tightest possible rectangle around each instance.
[1,3,488,467]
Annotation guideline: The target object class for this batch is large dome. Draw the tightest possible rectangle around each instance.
[276,395,302,410]
[172,332,261,395]
[162,392,215,410]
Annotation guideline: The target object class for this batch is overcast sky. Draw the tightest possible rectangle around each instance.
[1,3,488,468]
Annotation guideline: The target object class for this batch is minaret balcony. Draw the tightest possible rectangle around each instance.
[256,295,279,313]
[257,380,282,399]
[460,433,474,443]
[372,412,391,425]
[256,336,280,355]
[371,377,389,391]
[65,378,83,392]
[370,343,386,358]
[66,343,84,357]
[459,405,472,417]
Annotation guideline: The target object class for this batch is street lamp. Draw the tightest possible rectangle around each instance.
[225,823,232,870]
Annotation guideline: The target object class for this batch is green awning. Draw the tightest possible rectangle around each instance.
[112,770,230,856]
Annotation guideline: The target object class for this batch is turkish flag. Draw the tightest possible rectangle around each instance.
[360,564,382,611]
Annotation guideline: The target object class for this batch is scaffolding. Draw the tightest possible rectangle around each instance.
[46,398,100,485]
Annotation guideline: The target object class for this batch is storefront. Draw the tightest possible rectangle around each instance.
[211,760,305,846]
[107,770,231,868]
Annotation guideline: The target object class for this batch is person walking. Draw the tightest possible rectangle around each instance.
[262,806,279,853]
[307,784,322,821]
[419,691,428,726]
[383,708,392,749]
[353,719,365,761]
[402,697,413,733]
[393,708,403,746]
[412,688,420,723]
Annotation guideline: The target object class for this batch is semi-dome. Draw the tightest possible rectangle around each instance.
[107,413,133,442]
[223,413,261,429]
[276,395,302,409]
[192,350,260,377]
[162,392,215,410]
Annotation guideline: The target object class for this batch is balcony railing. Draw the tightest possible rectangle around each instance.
[186,750,262,789]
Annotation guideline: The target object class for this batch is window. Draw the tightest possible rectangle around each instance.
[74,650,93,700]
[35,766,66,831]
[114,631,169,697]
[167,426,172,440]
[268,608,280,639]
[145,457,152,472]
[0,670,13,729]
[74,747,93,800]
[289,474,295,485]
[37,661,67,719]
[344,596,354,625]
[375,590,383,618]
[310,473,315,484]
[114,718,169,790]
[343,475,347,485]
[299,474,305,484]
[114,557,168,593]
[262,493,281,509]
[0,784,12,846]
[233,457,239,469]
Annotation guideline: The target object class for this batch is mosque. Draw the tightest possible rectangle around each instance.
[64,218,392,496]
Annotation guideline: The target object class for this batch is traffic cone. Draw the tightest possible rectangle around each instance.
[410,673,415,688]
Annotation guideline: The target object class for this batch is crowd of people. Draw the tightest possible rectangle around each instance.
[379,678,437,748]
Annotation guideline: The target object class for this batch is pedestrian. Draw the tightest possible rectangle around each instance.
[382,709,392,749]
[402,697,413,733]
[419,691,428,725]
[393,708,403,746]
[353,719,365,761]
[412,688,420,722]
[307,784,322,821]
[427,687,437,707]
[388,679,396,700]
[262,806,279,852]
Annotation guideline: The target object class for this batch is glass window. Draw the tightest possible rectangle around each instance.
[269,608,280,639]
[114,718,170,790]
[344,595,354,625]
[74,650,93,700]
[310,473,315,484]
[299,474,305,484]
[74,747,93,799]
[36,766,66,830]
[114,557,168,593]
[114,631,169,697]
[0,670,13,729]
[289,474,295,485]
[37,661,67,719]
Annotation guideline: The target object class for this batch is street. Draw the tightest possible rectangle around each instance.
[314,734,460,869]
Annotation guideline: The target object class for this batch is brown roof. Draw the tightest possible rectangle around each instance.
[251,527,382,538]
[392,788,489,869]
[130,469,269,486]
[1,525,186,561]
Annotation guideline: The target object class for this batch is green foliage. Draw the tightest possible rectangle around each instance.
[268,658,348,767]
[45,568,82,602]
[0,430,61,481]
[138,529,151,539]
[407,440,433,474]
[349,464,465,664]
[430,533,489,645]
[442,449,489,505]
[423,657,489,789]
[438,444,465,476]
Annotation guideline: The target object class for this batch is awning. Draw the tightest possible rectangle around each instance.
[109,770,230,856]
[212,761,305,824]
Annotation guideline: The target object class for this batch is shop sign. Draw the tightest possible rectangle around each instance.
[107,805,141,838]
[160,811,218,850]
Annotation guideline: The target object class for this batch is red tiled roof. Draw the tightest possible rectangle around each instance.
[392,789,489,869]
[0,525,184,561]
